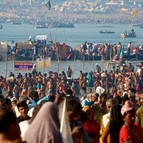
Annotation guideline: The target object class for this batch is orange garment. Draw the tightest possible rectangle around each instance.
[16,49,18,54]
[100,122,111,143]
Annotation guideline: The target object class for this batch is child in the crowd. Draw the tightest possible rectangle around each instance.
[17,101,31,123]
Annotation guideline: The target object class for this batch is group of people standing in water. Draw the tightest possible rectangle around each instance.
[4,40,143,61]
[0,63,143,143]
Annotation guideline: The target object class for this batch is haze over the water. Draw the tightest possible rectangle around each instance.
[0,23,143,48]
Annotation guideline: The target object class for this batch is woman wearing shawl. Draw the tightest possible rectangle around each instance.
[23,102,63,143]
[120,100,143,143]
[87,72,94,88]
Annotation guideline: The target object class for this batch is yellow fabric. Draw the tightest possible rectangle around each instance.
[100,122,111,143]
[131,10,137,17]
[37,58,51,69]
[94,105,106,126]
[82,106,90,112]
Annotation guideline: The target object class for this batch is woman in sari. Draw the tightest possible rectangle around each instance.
[100,104,124,143]
[23,102,63,143]
[120,100,143,143]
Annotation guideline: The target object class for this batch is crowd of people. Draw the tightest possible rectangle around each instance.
[0,62,143,143]
[5,40,143,61]
[78,42,143,61]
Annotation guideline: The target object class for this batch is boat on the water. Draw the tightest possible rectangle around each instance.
[35,24,48,29]
[2,40,143,62]
[121,29,136,38]
[133,23,143,29]
[51,23,74,28]
[99,30,115,34]
[98,25,113,28]
[11,21,22,25]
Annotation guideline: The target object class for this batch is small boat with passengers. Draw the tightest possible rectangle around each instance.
[34,24,49,29]
[121,29,136,38]
[99,30,115,34]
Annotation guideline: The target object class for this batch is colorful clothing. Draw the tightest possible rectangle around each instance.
[136,105,143,128]
[93,105,106,126]
[83,120,100,143]
[120,124,143,143]
[100,122,111,143]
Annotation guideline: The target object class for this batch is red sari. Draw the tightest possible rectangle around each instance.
[120,124,143,143]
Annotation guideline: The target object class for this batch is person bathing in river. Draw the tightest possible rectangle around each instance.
[67,66,73,78]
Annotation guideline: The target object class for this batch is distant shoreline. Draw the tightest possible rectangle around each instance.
[0,12,143,25]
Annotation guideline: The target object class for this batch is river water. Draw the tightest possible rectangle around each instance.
[0,60,141,79]
[0,23,142,77]
[0,23,143,47]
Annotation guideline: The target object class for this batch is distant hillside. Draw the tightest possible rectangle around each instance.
[0,0,143,24]
[52,0,97,4]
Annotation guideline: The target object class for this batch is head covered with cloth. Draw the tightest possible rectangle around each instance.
[23,102,63,143]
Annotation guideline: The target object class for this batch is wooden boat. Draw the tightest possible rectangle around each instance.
[121,29,136,38]
[35,24,48,29]
[11,21,22,25]
[99,30,115,34]
[123,54,137,60]
[51,23,74,28]
[136,50,143,60]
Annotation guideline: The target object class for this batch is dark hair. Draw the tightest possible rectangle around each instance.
[114,95,122,104]
[122,94,129,103]
[109,104,124,143]
[48,95,55,102]
[66,89,73,96]
[17,101,28,109]
[29,91,39,102]
[66,96,82,112]
[3,98,11,106]
[0,95,4,104]
[80,111,87,122]
[95,93,99,99]
[128,88,136,94]
[0,107,17,133]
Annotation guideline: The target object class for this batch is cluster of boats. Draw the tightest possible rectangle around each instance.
[0,38,142,62]
[34,23,74,29]
[121,29,136,38]
[0,21,139,39]
[34,24,49,29]
[99,28,137,38]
